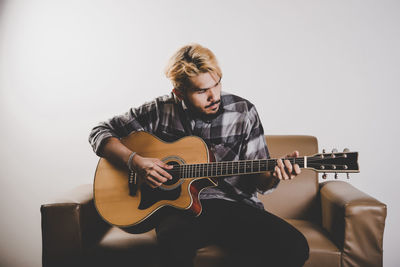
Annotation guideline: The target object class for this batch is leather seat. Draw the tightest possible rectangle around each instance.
[41,135,387,267]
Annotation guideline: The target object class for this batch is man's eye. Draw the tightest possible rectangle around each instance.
[197,90,207,94]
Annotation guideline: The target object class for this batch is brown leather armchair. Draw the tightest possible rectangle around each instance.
[41,135,387,267]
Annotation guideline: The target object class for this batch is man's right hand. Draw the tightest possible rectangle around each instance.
[100,137,173,189]
[131,154,173,188]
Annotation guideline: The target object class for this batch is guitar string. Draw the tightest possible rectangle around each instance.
[165,163,353,180]
[166,159,349,172]
[165,159,352,177]
[165,155,350,172]
[166,163,349,173]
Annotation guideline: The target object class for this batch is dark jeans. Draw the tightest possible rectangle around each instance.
[156,199,309,267]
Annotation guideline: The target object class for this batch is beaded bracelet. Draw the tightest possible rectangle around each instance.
[127,151,137,172]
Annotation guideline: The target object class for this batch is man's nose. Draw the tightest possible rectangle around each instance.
[207,87,218,102]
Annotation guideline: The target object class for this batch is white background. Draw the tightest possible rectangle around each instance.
[0,0,399,266]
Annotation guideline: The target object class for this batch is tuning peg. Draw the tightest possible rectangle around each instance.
[343,148,350,152]
[322,173,327,179]
[347,173,350,179]
[334,173,338,179]
[332,148,338,153]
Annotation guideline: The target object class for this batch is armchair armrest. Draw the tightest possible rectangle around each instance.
[41,184,109,267]
[320,181,387,267]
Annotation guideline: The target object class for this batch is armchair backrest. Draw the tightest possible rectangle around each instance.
[258,135,320,222]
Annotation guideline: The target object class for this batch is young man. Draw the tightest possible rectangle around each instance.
[89,43,309,267]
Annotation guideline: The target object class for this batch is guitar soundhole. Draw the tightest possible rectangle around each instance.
[164,161,181,186]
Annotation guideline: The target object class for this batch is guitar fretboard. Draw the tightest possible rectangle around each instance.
[168,158,305,179]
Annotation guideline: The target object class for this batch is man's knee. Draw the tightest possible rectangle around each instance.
[289,230,310,266]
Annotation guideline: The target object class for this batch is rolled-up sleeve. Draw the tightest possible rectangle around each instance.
[88,100,160,156]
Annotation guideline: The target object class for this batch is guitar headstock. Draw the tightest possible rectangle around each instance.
[306,148,359,179]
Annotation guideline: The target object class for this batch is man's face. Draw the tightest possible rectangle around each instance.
[182,72,222,116]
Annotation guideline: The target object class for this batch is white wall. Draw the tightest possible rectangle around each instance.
[0,0,399,266]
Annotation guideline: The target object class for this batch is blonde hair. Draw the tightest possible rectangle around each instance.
[165,43,222,91]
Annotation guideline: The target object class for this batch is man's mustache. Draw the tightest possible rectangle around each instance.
[205,100,221,108]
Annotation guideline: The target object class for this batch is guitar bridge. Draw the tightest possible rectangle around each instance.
[129,171,138,196]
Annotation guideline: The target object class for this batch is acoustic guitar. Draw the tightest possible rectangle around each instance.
[93,131,359,233]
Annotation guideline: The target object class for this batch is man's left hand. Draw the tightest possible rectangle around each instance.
[273,150,301,180]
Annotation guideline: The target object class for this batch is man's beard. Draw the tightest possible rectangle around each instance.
[184,98,222,122]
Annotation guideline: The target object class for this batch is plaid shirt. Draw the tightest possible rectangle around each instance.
[89,91,279,209]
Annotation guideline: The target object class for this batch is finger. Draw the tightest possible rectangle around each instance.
[284,159,293,175]
[277,159,284,168]
[145,180,158,189]
[288,164,301,179]
[275,160,283,180]
[293,164,301,175]
[286,150,299,158]
[274,166,282,180]
[156,160,173,170]
[154,165,172,180]
[146,176,162,188]
[150,171,169,183]
[278,159,289,180]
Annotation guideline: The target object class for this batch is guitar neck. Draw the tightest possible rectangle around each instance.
[170,158,303,179]
[169,151,359,179]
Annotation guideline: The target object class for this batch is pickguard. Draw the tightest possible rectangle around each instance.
[138,183,181,210]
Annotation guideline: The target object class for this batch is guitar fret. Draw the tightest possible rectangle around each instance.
[179,158,307,179]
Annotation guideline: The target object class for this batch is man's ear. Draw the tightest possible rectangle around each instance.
[173,88,184,101]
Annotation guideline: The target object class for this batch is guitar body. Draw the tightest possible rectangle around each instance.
[94,131,216,233]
